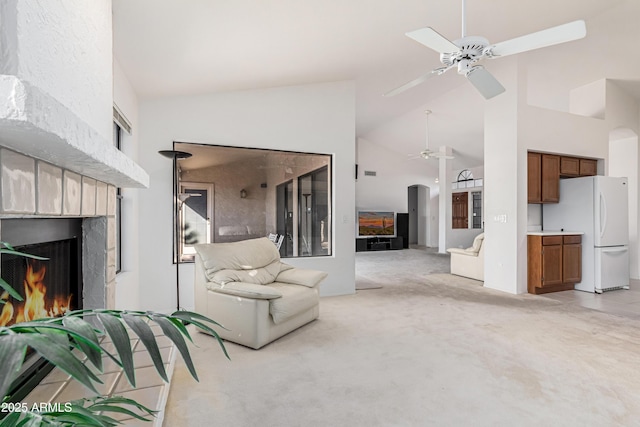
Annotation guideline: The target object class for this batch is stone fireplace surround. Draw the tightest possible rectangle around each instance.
[0,148,117,310]
[0,73,174,423]
[0,147,176,426]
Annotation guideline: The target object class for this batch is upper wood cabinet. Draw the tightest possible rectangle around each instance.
[579,158,597,176]
[560,156,597,177]
[560,156,580,177]
[529,152,598,203]
[527,152,542,203]
[541,154,560,203]
[528,152,559,203]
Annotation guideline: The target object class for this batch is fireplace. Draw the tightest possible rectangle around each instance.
[0,218,82,402]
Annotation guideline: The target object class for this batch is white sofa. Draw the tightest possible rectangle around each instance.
[194,237,327,349]
[447,233,484,281]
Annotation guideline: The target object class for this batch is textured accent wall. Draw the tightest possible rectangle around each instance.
[181,156,268,241]
[181,151,330,243]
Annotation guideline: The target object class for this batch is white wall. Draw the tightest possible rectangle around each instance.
[356,137,437,246]
[0,0,113,141]
[483,56,525,294]
[356,138,437,211]
[113,57,141,310]
[609,134,638,279]
[137,81,356,311]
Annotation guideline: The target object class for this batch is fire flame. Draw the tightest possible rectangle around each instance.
[0,262,73,327]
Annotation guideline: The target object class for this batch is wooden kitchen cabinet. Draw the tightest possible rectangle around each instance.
[527,152,542,203]
[541,154,560,203]
[529,151,599,203]
[560,156,580,177]
[528,234,582,294]
[528,152,560,203]
[579,158,597,176]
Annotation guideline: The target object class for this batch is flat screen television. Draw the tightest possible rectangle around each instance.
[358,211,395,237]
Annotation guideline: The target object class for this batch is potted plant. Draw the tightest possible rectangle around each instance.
[0,242,228,426]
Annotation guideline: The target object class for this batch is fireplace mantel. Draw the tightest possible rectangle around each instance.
[0,75,148,189]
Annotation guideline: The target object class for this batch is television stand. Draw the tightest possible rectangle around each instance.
[356,236,403,252]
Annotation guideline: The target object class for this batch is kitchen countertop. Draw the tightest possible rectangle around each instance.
[527,231,584,236]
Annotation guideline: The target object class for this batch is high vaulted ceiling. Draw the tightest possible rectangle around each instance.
[113,0,635,171]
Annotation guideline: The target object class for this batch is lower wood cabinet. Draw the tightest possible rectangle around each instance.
[528,234,582,294]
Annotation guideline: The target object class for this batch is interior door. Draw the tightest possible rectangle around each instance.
[452,192,468,229]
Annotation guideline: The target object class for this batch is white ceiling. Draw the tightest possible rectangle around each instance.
[113,0,634,171]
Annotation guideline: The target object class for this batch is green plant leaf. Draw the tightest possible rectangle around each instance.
[0,277,23,302]
[23,334,101,394]
[170,312,229,359]
[39,327,70,348]
[152,315,199,381]
[0,334,28,399]
[16,415,41,427]
[0,247,47,260]
[9,323,105,362]
[70,396,157,422]
[166,316,192,341]
[121,313,168,382]
[0,411,22,427]
[87,403,156,421]
[97,313,135,387]
[43,412,112,426]
[171,310,226,329]
[62,316,103,372]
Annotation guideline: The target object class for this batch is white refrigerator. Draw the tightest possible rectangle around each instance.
[543,176,629,293]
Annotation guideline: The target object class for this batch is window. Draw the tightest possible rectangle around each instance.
[298,166,330,256]
[178,182,214,262]
[174,142,332,258]
[472,191,482,229]
[112,121,123,273]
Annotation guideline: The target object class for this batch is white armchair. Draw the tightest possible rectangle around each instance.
[194,237,327,349]
[447,233,484,281]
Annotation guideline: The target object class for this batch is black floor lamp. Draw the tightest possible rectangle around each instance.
[159,149,192,310]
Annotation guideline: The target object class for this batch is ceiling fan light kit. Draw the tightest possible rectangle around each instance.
[385,0,586,99]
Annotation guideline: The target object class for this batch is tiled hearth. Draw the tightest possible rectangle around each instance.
[23,322,177,427]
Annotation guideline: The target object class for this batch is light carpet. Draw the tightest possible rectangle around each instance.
[164,251,640,427]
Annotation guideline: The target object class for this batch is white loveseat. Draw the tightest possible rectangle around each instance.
[194,237,327,349]
[447,232,484,281]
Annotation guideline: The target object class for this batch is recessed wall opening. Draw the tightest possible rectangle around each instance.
[173,142,333,258]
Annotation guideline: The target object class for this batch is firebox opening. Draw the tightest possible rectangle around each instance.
[0,218,82,404]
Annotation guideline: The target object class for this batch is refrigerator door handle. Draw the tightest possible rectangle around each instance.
[601,247,628,253]
[599,192,607,239]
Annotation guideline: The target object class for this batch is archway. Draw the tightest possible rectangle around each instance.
[609,127,639,279]
[407,184,430,247]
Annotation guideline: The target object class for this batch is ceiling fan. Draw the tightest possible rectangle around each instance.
[409,110,454,160]
[385,0,586,99]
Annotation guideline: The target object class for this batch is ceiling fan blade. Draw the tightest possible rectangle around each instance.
[405,27,459,54]
[431,153,455,160]
[466,66,506,99]
[383,69,440,97]
[487,20,586,58]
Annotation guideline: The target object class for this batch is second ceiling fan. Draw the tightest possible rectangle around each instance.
[410,110,454,160]
[385,0,587,99]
